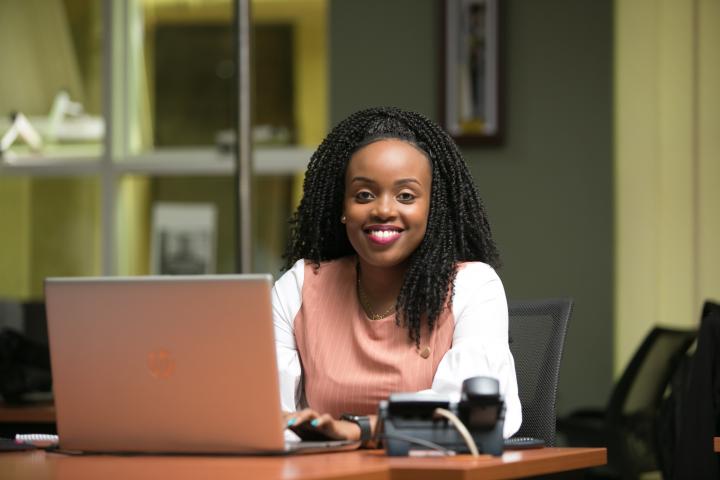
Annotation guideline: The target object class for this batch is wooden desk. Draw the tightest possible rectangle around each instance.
[0,402,55,424]
[385,448,607,479]
[0,447,606,480]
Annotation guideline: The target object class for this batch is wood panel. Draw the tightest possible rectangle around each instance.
[0,403,55,423]
[0,448,606,480]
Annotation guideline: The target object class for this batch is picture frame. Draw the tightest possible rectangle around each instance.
[441,0,502,145]
[150,203,217,275]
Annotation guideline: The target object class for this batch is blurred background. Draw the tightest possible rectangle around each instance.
[0,0,718,434]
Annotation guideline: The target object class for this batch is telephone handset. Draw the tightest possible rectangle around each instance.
[378,376,505,456]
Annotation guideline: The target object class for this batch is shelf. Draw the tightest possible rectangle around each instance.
[0,143,103,176]
[0,146,312,177]
[0,156,102,176]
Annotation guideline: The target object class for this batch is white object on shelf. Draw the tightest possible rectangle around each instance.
[0,112,43,154]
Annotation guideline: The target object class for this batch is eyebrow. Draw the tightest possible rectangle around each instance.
[350,176,423,187]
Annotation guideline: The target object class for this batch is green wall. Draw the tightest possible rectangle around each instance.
[0,177,100,300]
[0,178,31,298]
[29,178,101,296]
[330,0,613,414]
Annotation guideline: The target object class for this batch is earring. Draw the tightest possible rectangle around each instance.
[341,215,346,224]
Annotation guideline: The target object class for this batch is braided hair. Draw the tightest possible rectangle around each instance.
[284,106,500,346]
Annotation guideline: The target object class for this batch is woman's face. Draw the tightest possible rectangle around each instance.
[343,139,432,270]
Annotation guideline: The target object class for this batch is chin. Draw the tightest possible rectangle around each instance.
[349,237,419,270]
[358,252,411,270]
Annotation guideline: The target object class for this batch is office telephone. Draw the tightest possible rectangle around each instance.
[378,376,505,456]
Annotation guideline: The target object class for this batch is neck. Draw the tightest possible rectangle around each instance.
[356,259,406,308]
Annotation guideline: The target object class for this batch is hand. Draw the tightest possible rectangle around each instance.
[283,409,362,441]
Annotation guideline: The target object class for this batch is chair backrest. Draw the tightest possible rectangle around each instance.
[606,326,696,476]
[508,298,573,446]
[607,327,696,422]
[673,301,720,479]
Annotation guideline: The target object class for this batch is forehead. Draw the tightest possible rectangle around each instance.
[346,139,431,179]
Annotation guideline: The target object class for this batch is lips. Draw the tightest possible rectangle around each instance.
[365,226,403,245]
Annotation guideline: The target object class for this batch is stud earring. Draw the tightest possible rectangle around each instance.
[341,215,347,224]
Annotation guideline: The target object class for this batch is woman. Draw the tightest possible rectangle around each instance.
[273,106,520,444]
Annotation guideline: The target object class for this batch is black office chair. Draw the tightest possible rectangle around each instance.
[668,301,720,480]
[558,326,696,479]
[0,300,51,405]
[507,298,573,447]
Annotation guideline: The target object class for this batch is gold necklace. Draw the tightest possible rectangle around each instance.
[356,276,396,320]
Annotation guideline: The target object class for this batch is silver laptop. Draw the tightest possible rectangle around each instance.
[44,275,358,454]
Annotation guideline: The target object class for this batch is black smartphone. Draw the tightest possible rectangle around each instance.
[289,421,337,442]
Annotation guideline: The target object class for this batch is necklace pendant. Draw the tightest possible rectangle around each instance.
[357,275,396,320]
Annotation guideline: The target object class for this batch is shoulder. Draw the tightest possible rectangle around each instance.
[272,257,356,328]
[274,256,356,295]
[452,262,507,321]
[455,261,501,288]
[303,256,356,284]
[274,258,306,293]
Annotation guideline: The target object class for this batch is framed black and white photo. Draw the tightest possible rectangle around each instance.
[442,0,501,145]
[151,203,217,275]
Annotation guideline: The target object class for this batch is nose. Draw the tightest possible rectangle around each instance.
[371,194,396,220]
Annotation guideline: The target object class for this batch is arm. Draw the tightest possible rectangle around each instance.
[275,261,378,445]
[424,262,522,438]
[272,259,305,413]
[285,409,380,447]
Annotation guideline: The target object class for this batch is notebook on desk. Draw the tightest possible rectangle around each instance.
[44,275,358,455]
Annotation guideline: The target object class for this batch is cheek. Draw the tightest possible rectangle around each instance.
[343,202,360,224]
[342,199,354,223]
[415,202,431,230]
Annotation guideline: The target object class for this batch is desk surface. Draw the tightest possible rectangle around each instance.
[1,447,606,480]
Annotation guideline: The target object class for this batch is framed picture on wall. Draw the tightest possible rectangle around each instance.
[150,203,217,275]
[441,0,501,145]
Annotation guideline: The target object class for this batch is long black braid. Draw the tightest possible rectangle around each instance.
[284,106,500,346]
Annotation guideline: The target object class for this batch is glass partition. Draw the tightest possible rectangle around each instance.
[115,0,326,277]
[0,0,328,301]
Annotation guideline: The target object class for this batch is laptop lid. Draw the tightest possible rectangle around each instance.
[45,274,287,453]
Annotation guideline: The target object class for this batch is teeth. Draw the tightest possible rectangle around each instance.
[369,230,400,239]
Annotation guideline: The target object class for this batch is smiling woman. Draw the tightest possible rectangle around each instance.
[343,139,431,278]
[272,106,520,446]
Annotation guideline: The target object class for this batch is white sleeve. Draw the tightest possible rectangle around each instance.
[272,259,305,412]
[425,263,522,438]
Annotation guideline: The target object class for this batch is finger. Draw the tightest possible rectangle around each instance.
[282,411,300,428]
[286,409,319,427]
[312,413,335,429]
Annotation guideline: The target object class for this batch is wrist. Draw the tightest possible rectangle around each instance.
[340,414,372,444]
[340,420,362,442]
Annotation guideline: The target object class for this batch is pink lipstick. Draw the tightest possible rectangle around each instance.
[365,225,403,246]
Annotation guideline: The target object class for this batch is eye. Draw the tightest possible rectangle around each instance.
[355,190,374,202]
[397,192,416,202]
